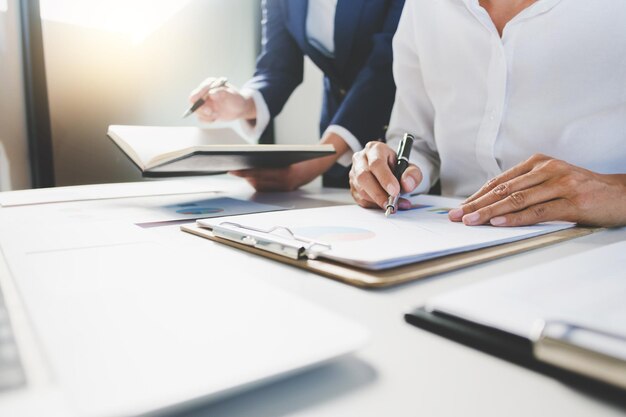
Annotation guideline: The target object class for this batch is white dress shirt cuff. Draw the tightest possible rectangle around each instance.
[238,88,270,142]
[324,125,363,167]
[385,138,434,195]
[408,152,434,195]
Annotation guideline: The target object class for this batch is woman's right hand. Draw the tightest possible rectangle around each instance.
[349,141,423,210]
[188,78,257,123]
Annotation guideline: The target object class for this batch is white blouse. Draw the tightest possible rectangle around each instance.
[388,0,626,197]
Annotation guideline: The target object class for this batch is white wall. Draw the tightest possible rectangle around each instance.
[41,0,260,186]
[273,57,323,146]
[0,0,324,190]
[0,0,31,191]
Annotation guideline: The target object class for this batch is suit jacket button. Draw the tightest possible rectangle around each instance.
[339,88,347,96]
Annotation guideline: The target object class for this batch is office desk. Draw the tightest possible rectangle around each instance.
[1,177,625,417]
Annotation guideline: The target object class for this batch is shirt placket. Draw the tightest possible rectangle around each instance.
[467,2,507,178]
[475,35,508,178]
[464,0,564,179]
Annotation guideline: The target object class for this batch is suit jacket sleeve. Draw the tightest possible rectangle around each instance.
[242,0,304,118]
[329,0,405,148]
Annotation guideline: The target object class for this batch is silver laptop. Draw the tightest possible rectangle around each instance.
[0,222,368,417]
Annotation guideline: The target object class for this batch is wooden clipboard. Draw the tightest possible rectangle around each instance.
[181,224,599,288]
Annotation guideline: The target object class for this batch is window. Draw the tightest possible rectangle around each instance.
[39,0,192,44]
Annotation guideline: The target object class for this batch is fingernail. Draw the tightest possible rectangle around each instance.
[398,200,411,210]
[386,183,397,195]
[490,216,507,226]
[403,177,415,191]
[463,212,481,225]
[448,208,463,220]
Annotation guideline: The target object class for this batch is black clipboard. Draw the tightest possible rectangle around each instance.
[404,307,626,407]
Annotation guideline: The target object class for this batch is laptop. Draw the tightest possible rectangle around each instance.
[0,223,368,417]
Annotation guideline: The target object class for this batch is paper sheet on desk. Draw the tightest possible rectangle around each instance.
[134,197,288,225]
[427,241,626,343]
[198,195,573,270]
[0,195,288,230]
[0,177,241,207]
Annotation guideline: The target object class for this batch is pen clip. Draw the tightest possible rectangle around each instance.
[182,77,229,118]
[203,77,228,99]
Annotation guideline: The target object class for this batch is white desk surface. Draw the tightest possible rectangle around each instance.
[1,177,625,417]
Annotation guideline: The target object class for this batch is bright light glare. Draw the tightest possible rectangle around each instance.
[0,0,8,13]
[39,0,192,44]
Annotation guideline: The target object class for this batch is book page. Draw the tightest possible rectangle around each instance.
[198,195,573,270]
[108,125,248,168]
[107,125,334,171]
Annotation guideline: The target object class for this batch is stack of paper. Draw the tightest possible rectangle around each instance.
[198,195,573,270]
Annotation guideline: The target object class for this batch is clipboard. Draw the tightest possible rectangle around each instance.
[181,222,598,288]
[404,307,626,405]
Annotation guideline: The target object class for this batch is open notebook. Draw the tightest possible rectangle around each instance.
[107,125,335,176]
[196,195,574,270]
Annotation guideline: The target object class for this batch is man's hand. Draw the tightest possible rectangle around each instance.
[188,77,256,123]
[349,141,423,210]
[230,132,350,192]
[448,153,626,227]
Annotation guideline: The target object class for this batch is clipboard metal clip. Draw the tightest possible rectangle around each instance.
[211,222,332,261]
[531,319,626,390]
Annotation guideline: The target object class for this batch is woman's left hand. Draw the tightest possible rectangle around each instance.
[448,154,626,227]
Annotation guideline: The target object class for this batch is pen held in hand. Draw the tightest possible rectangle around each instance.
[385,133,415,217]
[182,77,228,119]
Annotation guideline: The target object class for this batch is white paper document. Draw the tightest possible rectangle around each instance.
[0,177,239,207]
[198,195,573,270]
[427,241,626,341]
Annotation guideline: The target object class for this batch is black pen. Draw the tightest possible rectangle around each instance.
[385,133,415,217]
[182,77,228,119]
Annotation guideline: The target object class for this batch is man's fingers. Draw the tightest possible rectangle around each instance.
[189,77,229,101]
[189,85,210,103]
[488,199,575,227]
[240,176,292,192]
[207,89,230,106]
[197,105,218,122]
[243,178,281,192]
[229,168,287,182]
[189,77,219,102]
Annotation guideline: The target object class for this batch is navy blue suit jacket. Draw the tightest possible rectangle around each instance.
[244,0,405,187]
